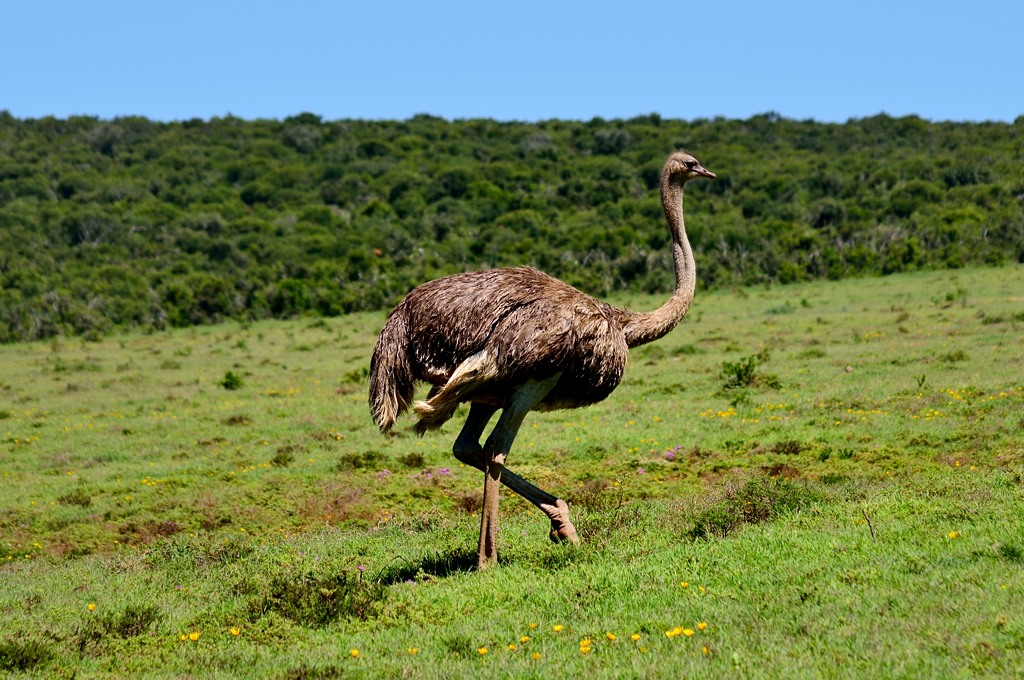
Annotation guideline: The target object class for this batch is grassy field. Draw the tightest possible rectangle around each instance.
[2,265,1023,678]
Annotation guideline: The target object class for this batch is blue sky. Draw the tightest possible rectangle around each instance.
[3,0,1021,123]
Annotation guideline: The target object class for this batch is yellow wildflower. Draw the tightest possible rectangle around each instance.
[697,621,708,631]
[606,632,617,641]
[948,531,958,539]
[683,628,695,637]
[680,581,689,588]
[478,647,488,655]
[520,636,530,643]
[88,603,96,612]
[631,633,641,641]
[349,649,359,658]
[552,624,564,632]
[532,652,541,660]
[189,631,200,641]
[407,647,419,655]
[230,627,241,636]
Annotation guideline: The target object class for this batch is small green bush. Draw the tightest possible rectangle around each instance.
[335,450,387,471]
[75,604,161,652]
[770,440,806,456]
[223,414,251,426]
[101,604,161,638]
[721,349,781,391]
[939,350,969,363]
[256,571,385,627]
[686,476,818,540]
[997,543,1022,563]
[340,367,369,385]
[398,452,426,469]
[0,639,52,672]
[57,487,93,508]
[221,370,244,390]
[271,451,295,467]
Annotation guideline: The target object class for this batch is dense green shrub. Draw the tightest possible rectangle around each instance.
[1,112,1022,342]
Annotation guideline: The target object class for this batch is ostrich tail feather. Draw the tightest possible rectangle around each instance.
[369,312,415,433]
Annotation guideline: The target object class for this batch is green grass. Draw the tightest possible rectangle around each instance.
[2,265,1023,677]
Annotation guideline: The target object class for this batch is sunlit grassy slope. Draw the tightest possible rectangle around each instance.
[1,265,1022,677]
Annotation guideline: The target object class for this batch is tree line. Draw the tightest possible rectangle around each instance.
[1,110,1021,342]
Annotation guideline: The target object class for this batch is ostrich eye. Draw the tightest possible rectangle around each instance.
[684,160,697,169]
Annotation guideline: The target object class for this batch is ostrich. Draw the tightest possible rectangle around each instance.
[369,150,716,568]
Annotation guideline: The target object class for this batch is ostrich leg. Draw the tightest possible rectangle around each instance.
[455,406,578,545]
[478,450,504,568]
[474,397,535,568]
[454,379,578,568]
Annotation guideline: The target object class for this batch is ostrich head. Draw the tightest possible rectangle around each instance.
[664,150,716,184]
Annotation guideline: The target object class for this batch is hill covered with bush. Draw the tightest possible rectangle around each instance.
[1,110,1021,342]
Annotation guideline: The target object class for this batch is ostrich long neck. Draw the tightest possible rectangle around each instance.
[622,175,694,348]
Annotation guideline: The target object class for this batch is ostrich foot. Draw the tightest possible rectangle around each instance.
[542,499,579,544]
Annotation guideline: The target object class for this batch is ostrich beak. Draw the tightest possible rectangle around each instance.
[695,166,716,179]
